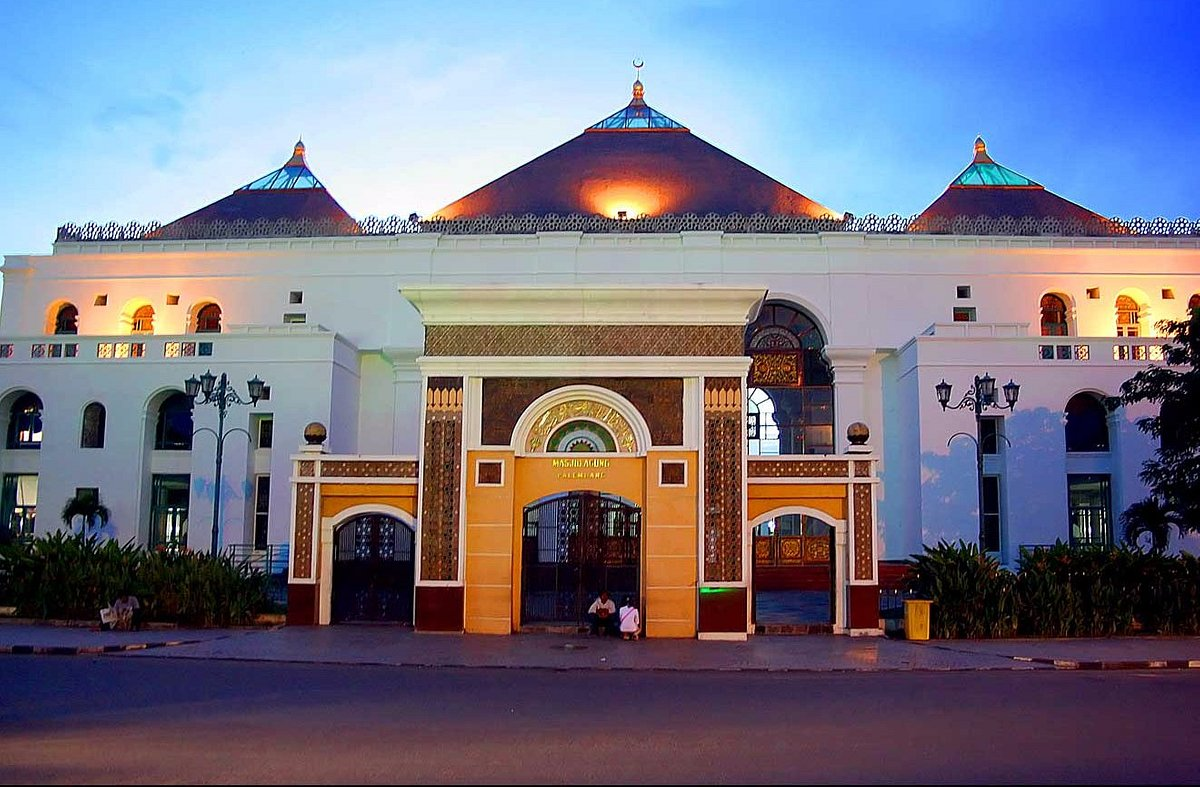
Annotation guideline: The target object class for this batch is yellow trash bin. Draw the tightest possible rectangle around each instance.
[903,599,932,641]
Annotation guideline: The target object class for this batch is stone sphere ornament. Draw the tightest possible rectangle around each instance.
[304,421,328,446]
[847,421,870,446]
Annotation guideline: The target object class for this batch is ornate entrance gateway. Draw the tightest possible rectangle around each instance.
[332,514,415,623]
[521,491,641,626]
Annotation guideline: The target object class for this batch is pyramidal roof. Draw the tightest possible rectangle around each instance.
[912,137,1110,230]
[154,141,353,237]
[433,77,835,220]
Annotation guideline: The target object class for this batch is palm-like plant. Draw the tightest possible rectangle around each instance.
[60,492,111,536]
[1120,497,1176,555]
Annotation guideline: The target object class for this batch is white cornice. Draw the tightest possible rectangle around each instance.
[417,356,752,377]
[401,285,766,325]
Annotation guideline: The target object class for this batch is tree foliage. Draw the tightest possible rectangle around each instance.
[1119,308,1200,538]
[60,491,111,536]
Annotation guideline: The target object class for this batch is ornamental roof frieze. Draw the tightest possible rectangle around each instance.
[55,213,1200,246]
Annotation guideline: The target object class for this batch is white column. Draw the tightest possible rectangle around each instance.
[823,347,876,454]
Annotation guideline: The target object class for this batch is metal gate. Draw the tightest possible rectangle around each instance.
[521,491,641,625]
[332,514,415,624]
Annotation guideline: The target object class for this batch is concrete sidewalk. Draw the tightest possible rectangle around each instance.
[2,621,1200,672]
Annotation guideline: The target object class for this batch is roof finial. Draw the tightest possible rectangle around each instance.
[973,135,992,163]
[632,59,645,102]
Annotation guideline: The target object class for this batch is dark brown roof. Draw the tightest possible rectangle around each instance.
[154,141,354,237]
[912,137,1114,232]
[434,82,835,220]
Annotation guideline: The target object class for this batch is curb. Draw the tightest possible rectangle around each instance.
[1011,656,1200,670]
[1,638,212,656]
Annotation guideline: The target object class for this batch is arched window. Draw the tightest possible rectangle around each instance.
[1188,293,1200,314]
[1065,393,1110,453]
[81,402,106,449]
[1040,294,1069,337]
[744,301,833,454]
[54,304,79,335]
[1116,295,1140,337]
[195,303,222,333]
[747,388,780,456]
[154,393,193,450]
[131,305,155,334]
[6,393,43,449]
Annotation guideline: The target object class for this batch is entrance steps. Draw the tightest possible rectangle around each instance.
[520,624,589,635]
[754,623,833,635]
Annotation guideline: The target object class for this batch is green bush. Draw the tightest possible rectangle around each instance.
[905,540,1017,639]
[905,540,1200,639]
[0,533,269,627]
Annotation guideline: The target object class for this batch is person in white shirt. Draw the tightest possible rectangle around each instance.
[619,596,641,641]
[587,590,617,636]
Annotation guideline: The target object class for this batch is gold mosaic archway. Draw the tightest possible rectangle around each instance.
[524,398,638,453]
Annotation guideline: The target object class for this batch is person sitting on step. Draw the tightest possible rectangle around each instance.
[587,590,618,637]
[619,596,641,641]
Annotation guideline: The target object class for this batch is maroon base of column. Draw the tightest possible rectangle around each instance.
[698,587,747,633]
[848,583,880,629]
[286,584,317,626]
[415,585,465,632]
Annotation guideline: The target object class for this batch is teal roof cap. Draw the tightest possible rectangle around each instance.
[951,137,1041,188]
[239,140,326,190]
[588,78,687,131]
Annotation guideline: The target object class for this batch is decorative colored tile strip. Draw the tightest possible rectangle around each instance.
[297,460,315,477]
[292,483,315,580]
[321,460,419,478]
[853,483,874,581]
[421,381,463,581]
[424,324,742,357]
[703,378,742,583]
[746,459,849,478]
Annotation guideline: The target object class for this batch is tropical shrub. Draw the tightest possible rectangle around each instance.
[905,540,1200,638]
[0,533,269,626]
[905,540,1017,639]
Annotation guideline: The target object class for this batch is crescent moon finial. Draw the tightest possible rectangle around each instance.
[633,58,644,77]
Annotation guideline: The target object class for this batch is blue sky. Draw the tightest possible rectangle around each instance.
[1,0,1197,255]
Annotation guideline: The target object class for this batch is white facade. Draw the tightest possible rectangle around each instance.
[3,229,1198,560]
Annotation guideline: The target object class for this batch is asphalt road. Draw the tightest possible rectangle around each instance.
[1,656,1197,784]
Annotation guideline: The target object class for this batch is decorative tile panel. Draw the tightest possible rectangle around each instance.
[524,399,637,453]
[425,324,743,357]
[854,460,872,478]
[747,459,849,478]
[298,460,315,477]
[482,377,683,446]
[321,460,419,479]
[853,483,875,581]
[421,383,464,581]
[703,380,742,582]
[292,483,315,580]
[748,352,802,387]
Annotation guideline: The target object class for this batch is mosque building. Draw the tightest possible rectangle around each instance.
[2,74,1197,637]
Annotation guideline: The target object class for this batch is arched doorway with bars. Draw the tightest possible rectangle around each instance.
[520,491,641,629]
[331,512,416,624]
[750,510,838,632]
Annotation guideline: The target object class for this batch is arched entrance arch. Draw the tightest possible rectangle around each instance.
[519,490,641,628]
[748,506,847,632]
[330,510,416,624]
[512,384,652,456]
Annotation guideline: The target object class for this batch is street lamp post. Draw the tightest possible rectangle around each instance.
[184,370,266,555]
[934,373,1020,551]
